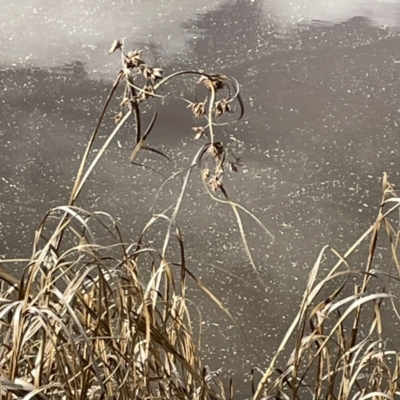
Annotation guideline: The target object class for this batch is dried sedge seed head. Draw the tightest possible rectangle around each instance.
[207,142,224,158]
[120,96,130,107]
[202,168,211,179]
[113,111,123,125]
[208,176,222,192]
[128,50,142,57]
[191,126,206,140]
[138,84,155,101]
[214,98,231,117]
[140,64,152,79]
[139,64,163,82]
[109,39,123,54]
[198,75,225,91]
[187,101,206,117]
[152,67,163,79]
[124,50,144,69]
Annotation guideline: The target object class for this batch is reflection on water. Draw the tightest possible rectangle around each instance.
[264,0,400,30]
[2,0,400,397]
[0,0,224,75]
[2,0,400,75]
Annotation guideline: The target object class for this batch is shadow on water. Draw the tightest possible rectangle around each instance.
[2,0,400,396]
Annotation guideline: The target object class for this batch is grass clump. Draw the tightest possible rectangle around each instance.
[0,206,228,399]
[252,174,400,399]
[1,40,400,400]
[0,41,249,399]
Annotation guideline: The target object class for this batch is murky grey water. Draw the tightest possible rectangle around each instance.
[2,0,400,397]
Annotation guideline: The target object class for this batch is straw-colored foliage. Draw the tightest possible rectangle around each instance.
[1,41,400,399]
[253,174,400,399]
[0,206,230,399]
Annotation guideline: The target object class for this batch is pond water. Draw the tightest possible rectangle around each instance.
[2,0,400,397]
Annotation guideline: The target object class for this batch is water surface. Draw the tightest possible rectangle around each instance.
[2,0,400,397]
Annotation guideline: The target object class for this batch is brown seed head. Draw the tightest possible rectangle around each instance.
[207,142,224,159]
[124,50,144,69]
[214,98,231,117]
[109,39,123,54]
[208,176,222,192]
[113,111,123,125]
[191,126,206,140]
[138,85,155,101]
[139,64,163,82]
[187,101,206,117]
[198,75,225,91]
[202,168,211,179]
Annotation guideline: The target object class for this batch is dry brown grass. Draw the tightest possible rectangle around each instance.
[252,174,400,399]
[0,41,248,400]
[0,206,231,399]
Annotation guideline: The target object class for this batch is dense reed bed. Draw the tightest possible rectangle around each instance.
[1,42,400,399]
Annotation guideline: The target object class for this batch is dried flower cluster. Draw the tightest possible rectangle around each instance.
[108,40,243,195]
[192,126,206,140]
[184,72,242,192]
[199,139,244,193]
[214,98,231,117]
[187,100,207,118]
[201,142,225,192]
[197,75,225,91]
[124,49,144,69]
[109,39,164,124]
